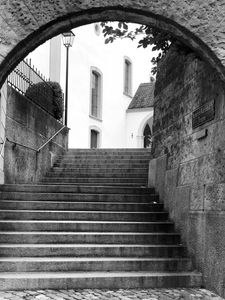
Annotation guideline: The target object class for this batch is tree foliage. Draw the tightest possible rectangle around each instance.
[100,22,177,74]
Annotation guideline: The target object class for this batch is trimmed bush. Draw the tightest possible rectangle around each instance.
[25,81,64,121]
[47,81,64,120]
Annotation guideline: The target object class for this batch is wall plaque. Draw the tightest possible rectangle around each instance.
[192,100,215,129]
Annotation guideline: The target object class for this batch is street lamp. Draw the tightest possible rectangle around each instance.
[62,31,75,126]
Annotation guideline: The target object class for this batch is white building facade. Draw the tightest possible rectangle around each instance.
[27,23,154,148]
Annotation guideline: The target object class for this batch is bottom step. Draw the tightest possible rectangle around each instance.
[0,271,202,290]
[0,257,193,272]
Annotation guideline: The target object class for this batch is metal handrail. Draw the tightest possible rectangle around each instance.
[37,125,67,152]
[2,126,67,154]
[6,137,37,152]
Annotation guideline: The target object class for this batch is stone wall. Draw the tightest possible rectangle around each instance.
[152,44,225,297]
[4,86,68,183]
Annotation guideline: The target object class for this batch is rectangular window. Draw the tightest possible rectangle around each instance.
[90,129,98,148]
[124,59,132,96]
[124,60,130,94]
[91,71,101,118]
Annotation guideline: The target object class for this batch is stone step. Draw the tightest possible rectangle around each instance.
[56,157,150,162]
[67,148,151,151]
[65,148,151,155]
[63,154,151,158]
[0,232,180,244]
[57,154,150,157]
[41,177,147,185]
[0,147,202,291]
[0,244,187,258]
[0,221,174,232]
[68,148,151,151]
[0,192,158,202]
[46,171,148,178]
[0,185,154,195]
[0,210,169,221]
[0,200,163,212]
[0,257,193,273]
[50,167,148,175]
[57,155,151,160]
[55,163,149,168]
[40,182,147,187]
[57,158,150,163]
[0,271,202,290]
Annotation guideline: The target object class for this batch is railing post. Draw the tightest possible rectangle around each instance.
[29,59,31,87]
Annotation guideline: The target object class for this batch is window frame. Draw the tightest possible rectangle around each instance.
[89,125,102,148]
[89,66,103,120]
[123,57,132,97]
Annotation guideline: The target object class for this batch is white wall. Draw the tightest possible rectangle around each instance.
[26,40,50,80]
[26,23,154,149]
[60,23,154,148]
[126,109,153,148]
[50,37,61,83]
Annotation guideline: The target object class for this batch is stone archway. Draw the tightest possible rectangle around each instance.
[1,1,225,297]
[0,1,225,88]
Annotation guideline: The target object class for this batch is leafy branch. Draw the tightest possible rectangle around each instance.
[100,22,176,75]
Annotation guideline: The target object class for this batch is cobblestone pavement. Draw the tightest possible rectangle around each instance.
[0,289,223,300]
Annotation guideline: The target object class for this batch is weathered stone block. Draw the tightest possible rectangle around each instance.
[174,185,190,241]
[187,212,205,271]
[205,184,225,211]
[0,16,20,57]
[198,152,225,184]
[204,212,225,296]
[178,150,225,188]
[148,155,167,202]
[155,155,167,202]
[148,158,157,188]
[24,0,68,26]
[178,159,198,186]
[0,1,39,38]
[164,168,178,216]
[190,184,204,211]
[7,87,28,126]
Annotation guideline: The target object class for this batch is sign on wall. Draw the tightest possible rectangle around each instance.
[192,100,215,129]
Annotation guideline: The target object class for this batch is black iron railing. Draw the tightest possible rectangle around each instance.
[7,59,57,119]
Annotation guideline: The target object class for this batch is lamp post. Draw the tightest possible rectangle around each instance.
[62,31,75,126]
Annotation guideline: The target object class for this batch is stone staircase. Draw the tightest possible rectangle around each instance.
[0,149,202,290]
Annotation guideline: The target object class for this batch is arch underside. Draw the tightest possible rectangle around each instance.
[0,2,225,87]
